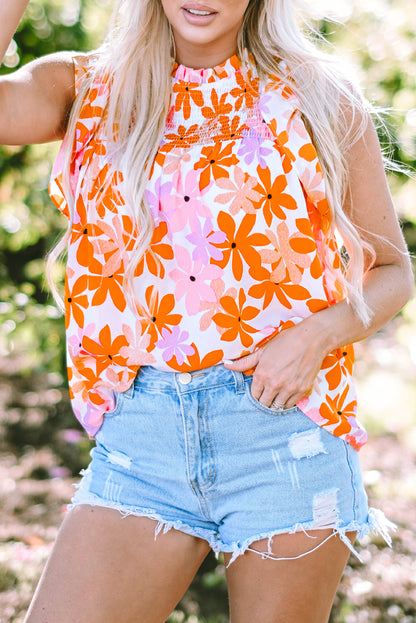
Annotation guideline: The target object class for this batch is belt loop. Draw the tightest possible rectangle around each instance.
[231,369,245,394]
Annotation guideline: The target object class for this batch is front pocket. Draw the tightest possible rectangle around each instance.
[103,389,124,418]
[244,382,299,416]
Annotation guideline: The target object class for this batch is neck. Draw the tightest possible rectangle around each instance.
[173,36,239,69]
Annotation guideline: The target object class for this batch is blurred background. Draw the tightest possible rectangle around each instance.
[0,0,415,621]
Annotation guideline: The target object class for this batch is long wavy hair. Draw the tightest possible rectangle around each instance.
[49,0,378,325]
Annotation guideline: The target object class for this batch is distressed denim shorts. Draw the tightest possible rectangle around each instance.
[69,363,394,565]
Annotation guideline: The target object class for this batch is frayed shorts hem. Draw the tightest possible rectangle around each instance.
[67,493,395,567]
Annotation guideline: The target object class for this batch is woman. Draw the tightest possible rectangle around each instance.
[1,1,413,622]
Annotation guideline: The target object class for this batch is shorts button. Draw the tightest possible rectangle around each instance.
[178,372,192,385]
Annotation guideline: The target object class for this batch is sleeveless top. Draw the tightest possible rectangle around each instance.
[49,52,367,450]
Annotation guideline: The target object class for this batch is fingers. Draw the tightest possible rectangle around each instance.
[251,378,313,410]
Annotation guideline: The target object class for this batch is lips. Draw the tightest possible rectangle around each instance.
[182,3,217,14]
[181,2,218,21]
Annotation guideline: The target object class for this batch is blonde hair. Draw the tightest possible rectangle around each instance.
[50,0,377,325]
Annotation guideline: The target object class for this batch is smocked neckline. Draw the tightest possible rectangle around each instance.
[172,53,242,84]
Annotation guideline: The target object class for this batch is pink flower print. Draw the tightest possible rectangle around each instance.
[297,404,327,426]
[345,429,367,450]
[119,321,156,365]
[237,132,273,169]
[105,367,136,390]
[214,166,261,216]
[258,91,274,117]
[163,168,212,233]
[186,218,226,263]
[91,216,131,277]
[68,323,96,359]
[169,245,222,315]
[260,223,312,285]
[145,178,174,223]
[199,279,237,332]
[298,164,325,202]
[155,326,195,365]
[286,108,310,139]
[163,150,191,176]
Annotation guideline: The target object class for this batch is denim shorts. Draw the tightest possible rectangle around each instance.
[69,363,394,565]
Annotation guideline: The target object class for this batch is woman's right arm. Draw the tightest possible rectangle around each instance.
[0,0,76,146]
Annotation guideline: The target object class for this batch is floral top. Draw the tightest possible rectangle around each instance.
[49,52,367,450]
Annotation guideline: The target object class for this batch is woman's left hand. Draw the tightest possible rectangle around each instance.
[223,320,329,410]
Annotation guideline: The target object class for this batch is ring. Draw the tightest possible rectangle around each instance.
[271,399,285,410]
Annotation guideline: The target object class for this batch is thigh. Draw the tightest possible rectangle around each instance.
[25,505,211,623]
[224,529,355,623]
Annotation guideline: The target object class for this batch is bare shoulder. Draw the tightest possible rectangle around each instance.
[15,50,77,96]
[0,51,88,145]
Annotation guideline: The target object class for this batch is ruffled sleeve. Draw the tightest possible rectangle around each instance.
[48,53,105,218]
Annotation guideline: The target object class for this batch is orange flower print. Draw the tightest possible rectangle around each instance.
[248,263,310,310]
[138,286,182,349]
[121,215,136,253]
[134,220,174,279]
[81,325,129,376]
[70,367,100,401]
[215,115,247,142]
[211,212,269,280]
[80,135,107,169]
[267,121,296,174]
[162,124,200,152]
[50,173,69,218]
[172,82,204,120]
[88,258,126,312]
[323,349,354,392]
[319,386,355,437]
[214,166,261,215]
[201,89,232,125]
[306,298,329,313]
[71,195,94,268]
[321,352,343,391]
[87,163,112,215]
[253,165,298,226]
[65,274,88,329]
[194,142,238,190]
[230,71,259,111]
[213,288,260,348]
[199,279,237,333]
[167,342,224,371]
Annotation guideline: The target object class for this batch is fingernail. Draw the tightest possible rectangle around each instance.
[223,359,234,365]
